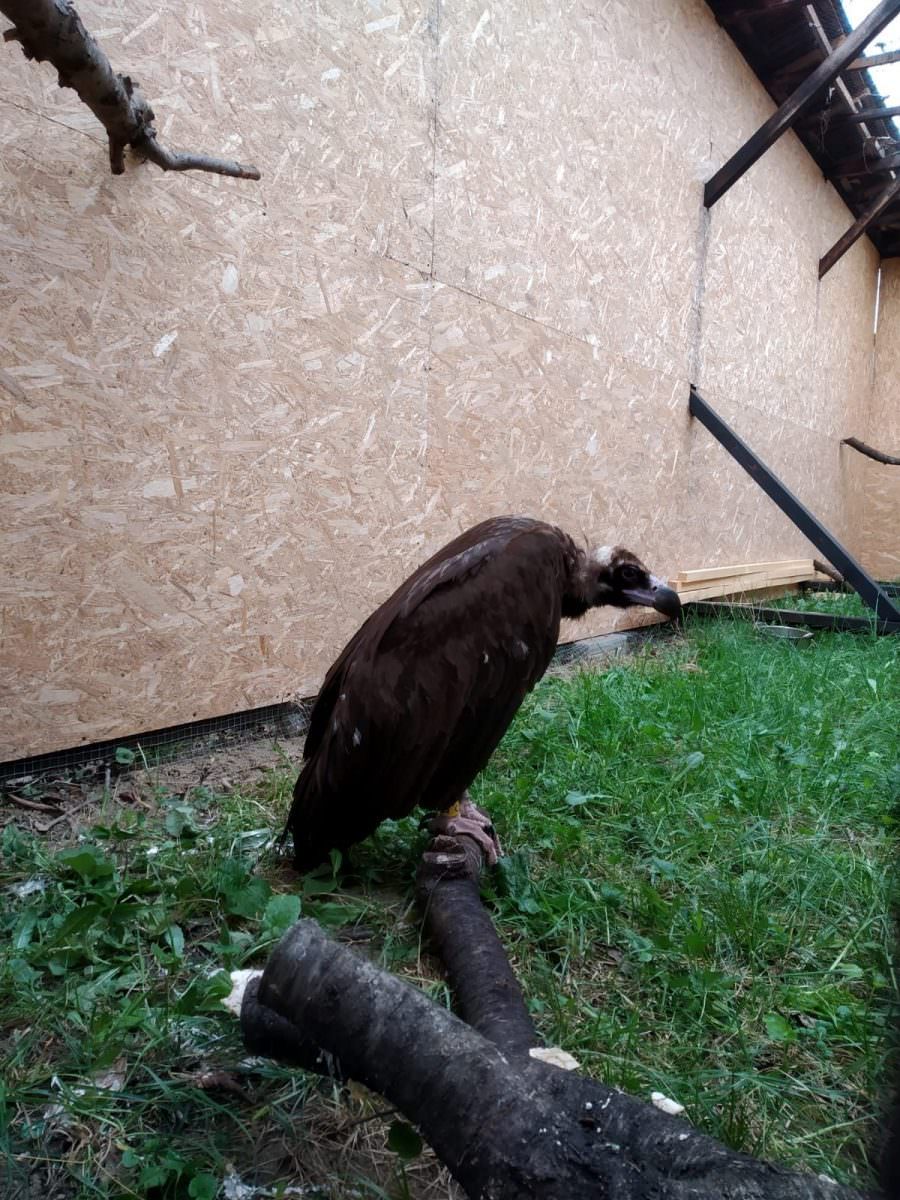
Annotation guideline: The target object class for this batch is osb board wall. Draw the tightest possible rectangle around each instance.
[858,260,900,579]
[0,0,880,759]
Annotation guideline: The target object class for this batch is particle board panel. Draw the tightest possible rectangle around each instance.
[0,0,888,761]
[431,0,717,381]
[1,230,434,756]
[0,0,436,270]
[859,259,900,579]
[421,283,844,646]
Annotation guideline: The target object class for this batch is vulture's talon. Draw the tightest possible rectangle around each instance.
[428,797,502,866]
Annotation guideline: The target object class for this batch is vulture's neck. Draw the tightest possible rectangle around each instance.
[561,548,592,619]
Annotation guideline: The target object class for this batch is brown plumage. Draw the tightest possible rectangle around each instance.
[284,516,680,871]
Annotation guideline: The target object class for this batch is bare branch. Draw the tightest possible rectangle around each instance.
[137,134,262,180]
[842,437,900,466]
[0,0,259,181]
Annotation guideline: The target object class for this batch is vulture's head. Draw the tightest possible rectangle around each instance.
[570,545,681,620]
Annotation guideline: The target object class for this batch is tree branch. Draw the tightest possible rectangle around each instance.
[244,918,874,1200]
[0,0,260,181]
[416,831,540,1057]
[842,438,900,466]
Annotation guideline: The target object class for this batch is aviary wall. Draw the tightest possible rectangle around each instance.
[0,0,883,759]
[858,260,900,580]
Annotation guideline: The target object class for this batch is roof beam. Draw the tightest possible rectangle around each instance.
[847,48,900,69]
[820,174,900,274]
[828,149,900,178]
[831,103,900,123]
[704,0,900,207]
[721,0,814,22]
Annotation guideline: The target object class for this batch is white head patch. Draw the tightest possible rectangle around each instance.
[591,545,615,568]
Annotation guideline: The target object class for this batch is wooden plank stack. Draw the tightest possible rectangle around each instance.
[669,559,828,602]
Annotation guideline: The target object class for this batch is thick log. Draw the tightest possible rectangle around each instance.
[244,919,875,1199]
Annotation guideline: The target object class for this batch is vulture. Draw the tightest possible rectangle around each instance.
[284,516,680,871]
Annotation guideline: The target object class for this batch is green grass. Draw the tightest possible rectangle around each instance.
[781,589,886,619]
[1,617,897,1197]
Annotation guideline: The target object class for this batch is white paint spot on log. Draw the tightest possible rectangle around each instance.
[650,1091,685,1115]
[529,1046,580,1071]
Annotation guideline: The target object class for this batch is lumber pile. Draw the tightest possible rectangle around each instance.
[670,559,828,602]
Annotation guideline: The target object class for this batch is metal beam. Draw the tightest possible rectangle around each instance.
[703,0,900,208]
[685,600,900,635]
[688,387,900,623]
[819,174,900,276]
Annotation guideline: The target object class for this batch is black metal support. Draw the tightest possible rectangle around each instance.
[703,0,900,208]
[685,601,900,635]
[686,600,897,638]
[801,580,900,597]
[820,177,900,278]
[688,387,900,625]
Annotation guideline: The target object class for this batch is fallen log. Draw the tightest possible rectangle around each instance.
[242,917,875,1199]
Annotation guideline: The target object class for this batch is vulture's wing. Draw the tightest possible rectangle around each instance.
[302,516,551,761]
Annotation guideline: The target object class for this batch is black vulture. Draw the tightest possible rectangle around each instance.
[284,516,680,871]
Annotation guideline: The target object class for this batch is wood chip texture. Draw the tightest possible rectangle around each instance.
[0,0,889,758]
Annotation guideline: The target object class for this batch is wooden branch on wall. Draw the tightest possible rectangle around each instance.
[842,436,900,465]
[0,0,260,180]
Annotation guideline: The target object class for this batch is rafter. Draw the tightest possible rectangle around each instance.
[819,174,900,276]
[704,0,900,207]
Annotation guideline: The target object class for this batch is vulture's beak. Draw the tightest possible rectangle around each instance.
[622,577,682,621]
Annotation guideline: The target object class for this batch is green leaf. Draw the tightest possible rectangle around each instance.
[188,1173,218,1200]
[261,893,302,940]
[164,806,198,839]
[7,957,39,986]
[56,903,104,938]
[764,1012,794,1042]
[165,924,185,958]
[387,1120,423,1160]
[564,790,600,807]
[115,746,136,766]
[56,846,114,880]
[224,876,271,919]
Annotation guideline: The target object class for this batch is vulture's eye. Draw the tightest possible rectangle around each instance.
[618,564,642,585]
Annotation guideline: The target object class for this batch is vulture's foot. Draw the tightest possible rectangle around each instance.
[427,796,502,866]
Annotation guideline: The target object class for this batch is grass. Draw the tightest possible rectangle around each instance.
[782,589,888,619]
[1,615,897,1198]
